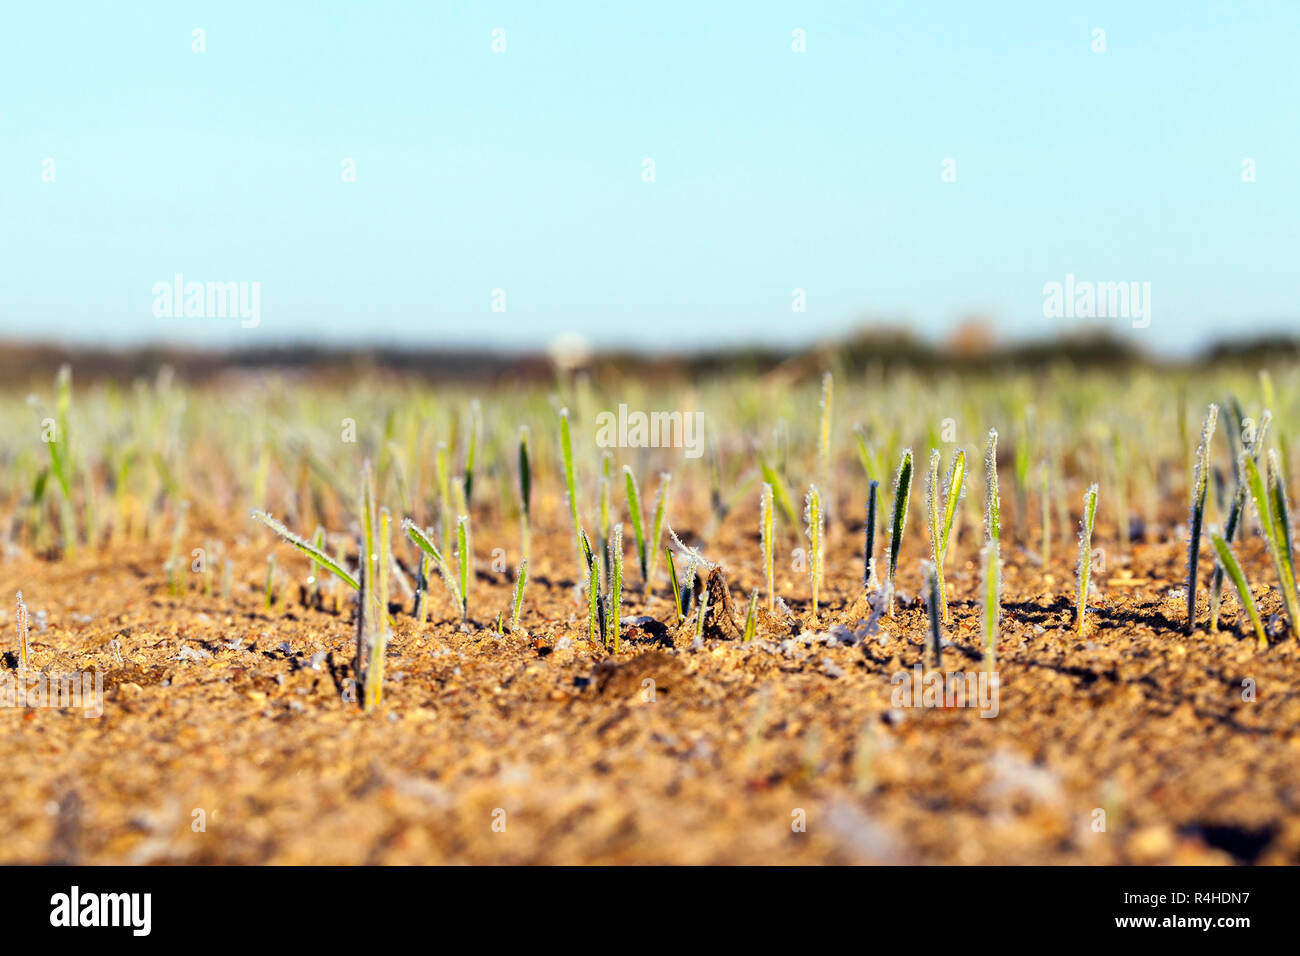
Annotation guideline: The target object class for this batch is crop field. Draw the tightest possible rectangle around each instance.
[1,356,1298,865]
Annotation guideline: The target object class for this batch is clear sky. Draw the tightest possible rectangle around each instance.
[1,1,1296,354]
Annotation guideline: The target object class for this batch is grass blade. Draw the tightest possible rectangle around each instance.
[1187,404,1218,632]
[1210,533,1267,649]
[887,448,914,612]
[251,510,359,590]
[1076,483,1099,636]
[511,558,528,631]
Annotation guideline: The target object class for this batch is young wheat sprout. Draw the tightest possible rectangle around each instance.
[517,426,531,564]
[581,530,601,643]
[457,515,471,622]
[982,540,1000,674]
[1211,410,1269,631]
[15,591,29,672]
[926,450,944,619]
[511,559,528,631]
[864,479,879,589]
[761,482,775,612]
[365,508,392,710]
[1210,533,1267,649]
[887,449,914,613]
[805,485,823,617]
[403,520,461,618]
[985,429,1000,543]
[624,466,648,587]
[1242,451,1300,640]
[666,548,684,624]
[742,590,758,642]
[608,524,624,653]
[923,561,942,668]
[1076,483,1099,637]
[1187,403,1218,632]
[251,510,360,591]
[926,448,965,624]
[558,409,585,591]
[646,474,671,598]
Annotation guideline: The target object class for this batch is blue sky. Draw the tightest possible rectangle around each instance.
[1,1,1296,354]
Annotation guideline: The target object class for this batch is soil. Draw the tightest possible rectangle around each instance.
[1,501,1298,865]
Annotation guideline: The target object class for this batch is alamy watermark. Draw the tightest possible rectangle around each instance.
[0,670,104,718]
[890,664,999,718]
[152,274,260,328]
[1042,274,1150,328]
[595,404,705,459]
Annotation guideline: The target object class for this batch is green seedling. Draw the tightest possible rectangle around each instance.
[353,460,380,707]
[982,539,1000,674]
[1211,411,1270,630]
[457,514,471,622]
[646,473,671,597]
[403,519,462,618]
[15,591,29,671]
[518,426,531,564]
[666,547,684,624]
[926,451,944,620]
[760,461,797,528]
[364,508,392,710]
[1076,483,1099,637]
[940,449,966,563]
[886,448,914,612]
[864,480,879,589]
[608,523,623,652]
[926,449,966,623]
[252,511,360,591]
[559,409,585,588]
[1242,452,1300,640]
[805,484,823,616]
[582,530,602,643]
[1186,404,1218,632]
[44,365,76,558]
[511,559,528,631]
[413,549,431,623]
[761,482,775,611]
[923,561,942,668]
[624,466,647,585]
[1210,533,1267,649]
[742,589,758,642]
[985,429,1000,543]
